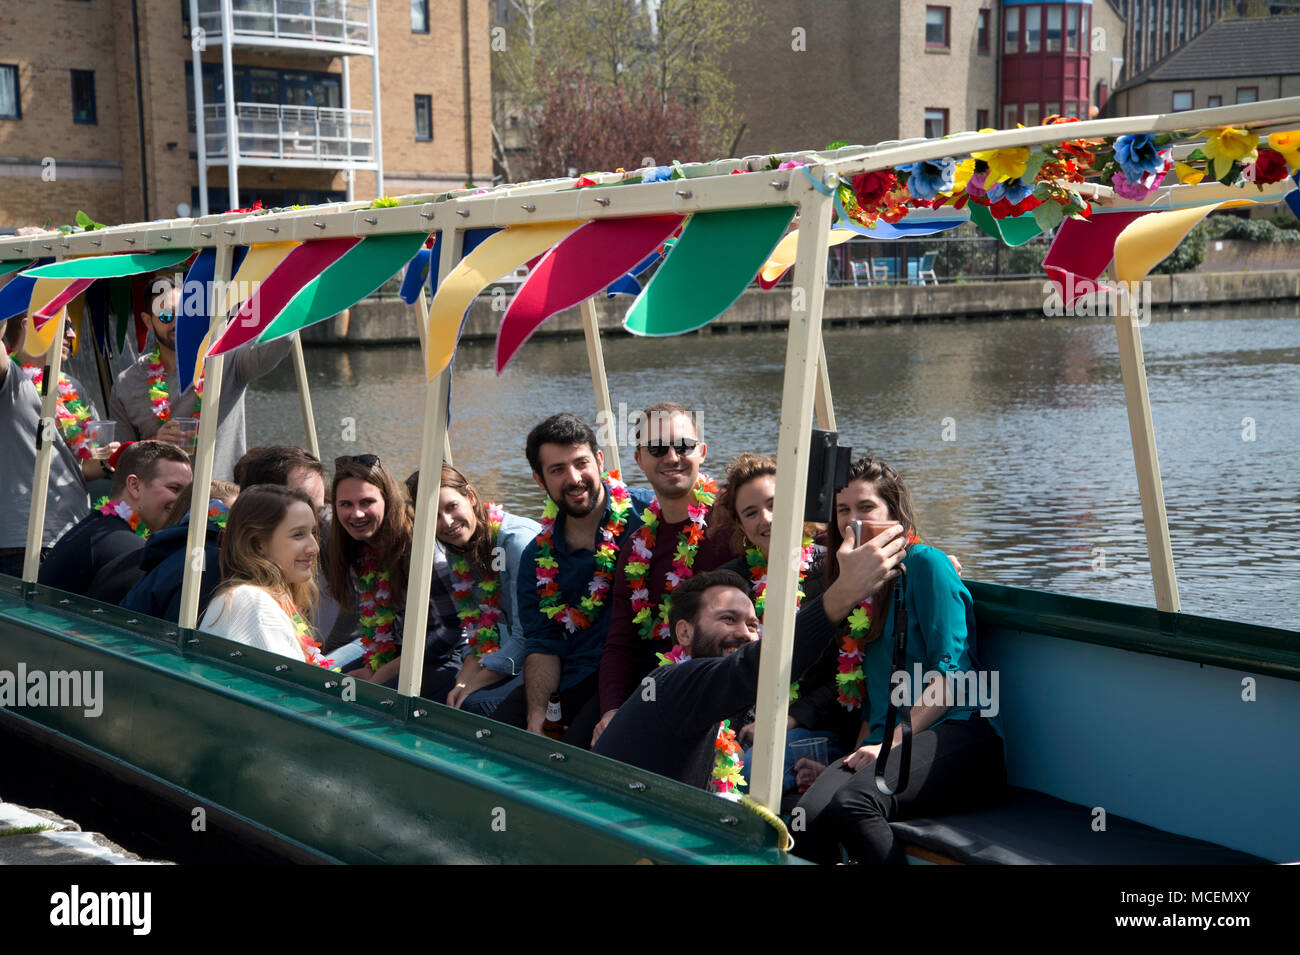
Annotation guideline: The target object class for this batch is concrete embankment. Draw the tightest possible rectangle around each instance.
[0,798,165,865]
[301,268,1300,346]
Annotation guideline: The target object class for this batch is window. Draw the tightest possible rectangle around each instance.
[1172,90,1193,111]
[411,0,429,34]
[924,108,948,138]
[0,64,18,119]
[1025,5,1041,52]
[414,94,433,140]
[925,6,950,48]
[1046,6,1062,52]
[71,70,96,124]
[1003,103,1019,128]
[1064,101,1079,119]
[1066,4,1080,51]
[1004,6,1020,53]
[1235,87,1258,104]
[1207,94,1222,108]
[1045,101,1060,119]
[976,108,989,129]
[977,9,990,53]
[1024,102,1040,126]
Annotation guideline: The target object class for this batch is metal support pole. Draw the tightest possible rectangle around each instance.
[290,332,319,459]
[368,0,383,198]
[22,308,69,582]
[190,0,209,216]
[1113,292,1181,612]
[220,0,240,208]
[581,297,619,474]
[748,181,834,813]
[179,243,235,629]
[396,230,460,698]
[342,54,354,202]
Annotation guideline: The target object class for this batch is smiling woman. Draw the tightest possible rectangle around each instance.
[199,484,327,666]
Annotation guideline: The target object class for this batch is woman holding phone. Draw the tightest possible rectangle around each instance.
[791,455,1005,865]
[199,484,329,666]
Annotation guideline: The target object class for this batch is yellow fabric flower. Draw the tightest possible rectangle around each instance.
[952,157,976,194]
[1174,161,1205,185]
[971,145,1029,184]
[1267,130,1300,171]
[1203,127,1259,179]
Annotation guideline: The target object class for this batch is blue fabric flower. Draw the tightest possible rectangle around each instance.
[897,158,958,200]
[985,176,1034,204]
[1113,134,1166,181]
[642,166,673,183]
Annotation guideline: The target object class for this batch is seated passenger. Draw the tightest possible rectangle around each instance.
[39,440,191,596]
[198,484,328,665]
[593,529,904,795]
[418,464,541,715]
[792,456,1006,865]
[325,455,460,687]
[118,480,239,621]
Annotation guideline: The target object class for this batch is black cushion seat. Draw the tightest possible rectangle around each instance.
[889,786,1271,865]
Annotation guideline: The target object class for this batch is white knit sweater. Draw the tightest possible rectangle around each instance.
[199,584,306,662]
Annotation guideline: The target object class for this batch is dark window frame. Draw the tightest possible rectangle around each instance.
[925,6,951,49]
[0,63,20,120]
[1235,86,1258,105]
[977,9,990,53]
[71,69,97,125]
[411,0,430,34]
[1171,89,1194,112]
[924,107,949,138]
[414,93,433,141]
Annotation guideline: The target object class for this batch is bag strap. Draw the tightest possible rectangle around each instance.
[874,571,911,797]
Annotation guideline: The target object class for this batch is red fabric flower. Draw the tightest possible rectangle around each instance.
[1249,148,1290,185]
[852,170,897,210]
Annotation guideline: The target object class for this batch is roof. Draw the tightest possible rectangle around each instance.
[1117,15,1300,91]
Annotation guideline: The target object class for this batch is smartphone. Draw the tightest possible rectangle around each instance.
[850,519,864,546]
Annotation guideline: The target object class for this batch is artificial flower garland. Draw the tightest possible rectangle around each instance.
[276,597,333,669]
[147,346,202,425]
[835,532,922,711]
[451,503,506,659]
[94,496,149,539]
[654,646,745,799]
[206,498,230,531]
[355,547,397,671]
[21,364,94,462]
[534,470,632,632]
[746,536,815,700]
[625,474,718,642]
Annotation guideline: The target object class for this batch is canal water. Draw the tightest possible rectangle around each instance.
[247,302,1300,632]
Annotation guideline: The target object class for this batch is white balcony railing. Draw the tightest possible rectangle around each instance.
[196,0,371,51]
[203,102,375,167]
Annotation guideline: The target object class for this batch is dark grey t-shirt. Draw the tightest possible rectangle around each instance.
[107,337,291,482]
[0,356,90,549]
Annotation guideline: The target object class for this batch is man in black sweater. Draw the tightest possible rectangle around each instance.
[593,527,906,791]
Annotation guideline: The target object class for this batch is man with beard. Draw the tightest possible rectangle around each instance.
[107,274,290,482]
[491,414,654,746]
[592,402,737,746]
[593,535,906,792]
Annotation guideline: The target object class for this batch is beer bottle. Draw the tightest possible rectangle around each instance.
[542,693,565,741]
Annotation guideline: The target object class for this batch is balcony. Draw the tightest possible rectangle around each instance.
[203,102,376,169]
[195,0,373,56]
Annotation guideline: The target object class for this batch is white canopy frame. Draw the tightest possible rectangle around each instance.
[12,96,1300,821]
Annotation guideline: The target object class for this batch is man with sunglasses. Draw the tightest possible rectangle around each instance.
[592,402,740,746]
[106,273,291,482]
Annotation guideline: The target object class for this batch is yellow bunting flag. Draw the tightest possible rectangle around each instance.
[1114,203,1225,284]
[759,228,854,286]
[24,278,81,356]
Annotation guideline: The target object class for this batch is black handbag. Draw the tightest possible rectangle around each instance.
[874,570,911,797]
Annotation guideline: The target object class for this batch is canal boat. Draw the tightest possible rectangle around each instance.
[2,97,1299,864]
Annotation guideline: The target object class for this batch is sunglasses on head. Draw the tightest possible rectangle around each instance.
[643,438,700,458]
[336,453,381,469]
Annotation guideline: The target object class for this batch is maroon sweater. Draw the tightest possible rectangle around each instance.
[597,502,737,715]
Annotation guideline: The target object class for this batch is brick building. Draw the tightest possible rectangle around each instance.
[0,0,491,228]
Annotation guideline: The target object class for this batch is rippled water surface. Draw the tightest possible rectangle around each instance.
[248,302,1300,631]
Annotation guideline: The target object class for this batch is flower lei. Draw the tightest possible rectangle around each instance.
[147,346,202,424]
[534,471,632,633]
[836,533,922,711]
[355,547,397,671]
[655,648,745,799]
[747,536,814,700]
[274,595,333,669]
[21,364,94,462]
[94,496,149,539]
[207,499,230,531]
[451,503,506,659]
[625,474,718,642]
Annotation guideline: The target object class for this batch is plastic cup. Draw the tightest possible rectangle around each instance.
[85,420,116,459]
[789,736,830,767]
[172,417,199,450]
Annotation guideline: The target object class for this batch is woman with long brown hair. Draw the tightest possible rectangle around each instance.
[792,455,1006,865]
[422,463,540,715]
[199,484,327,665]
